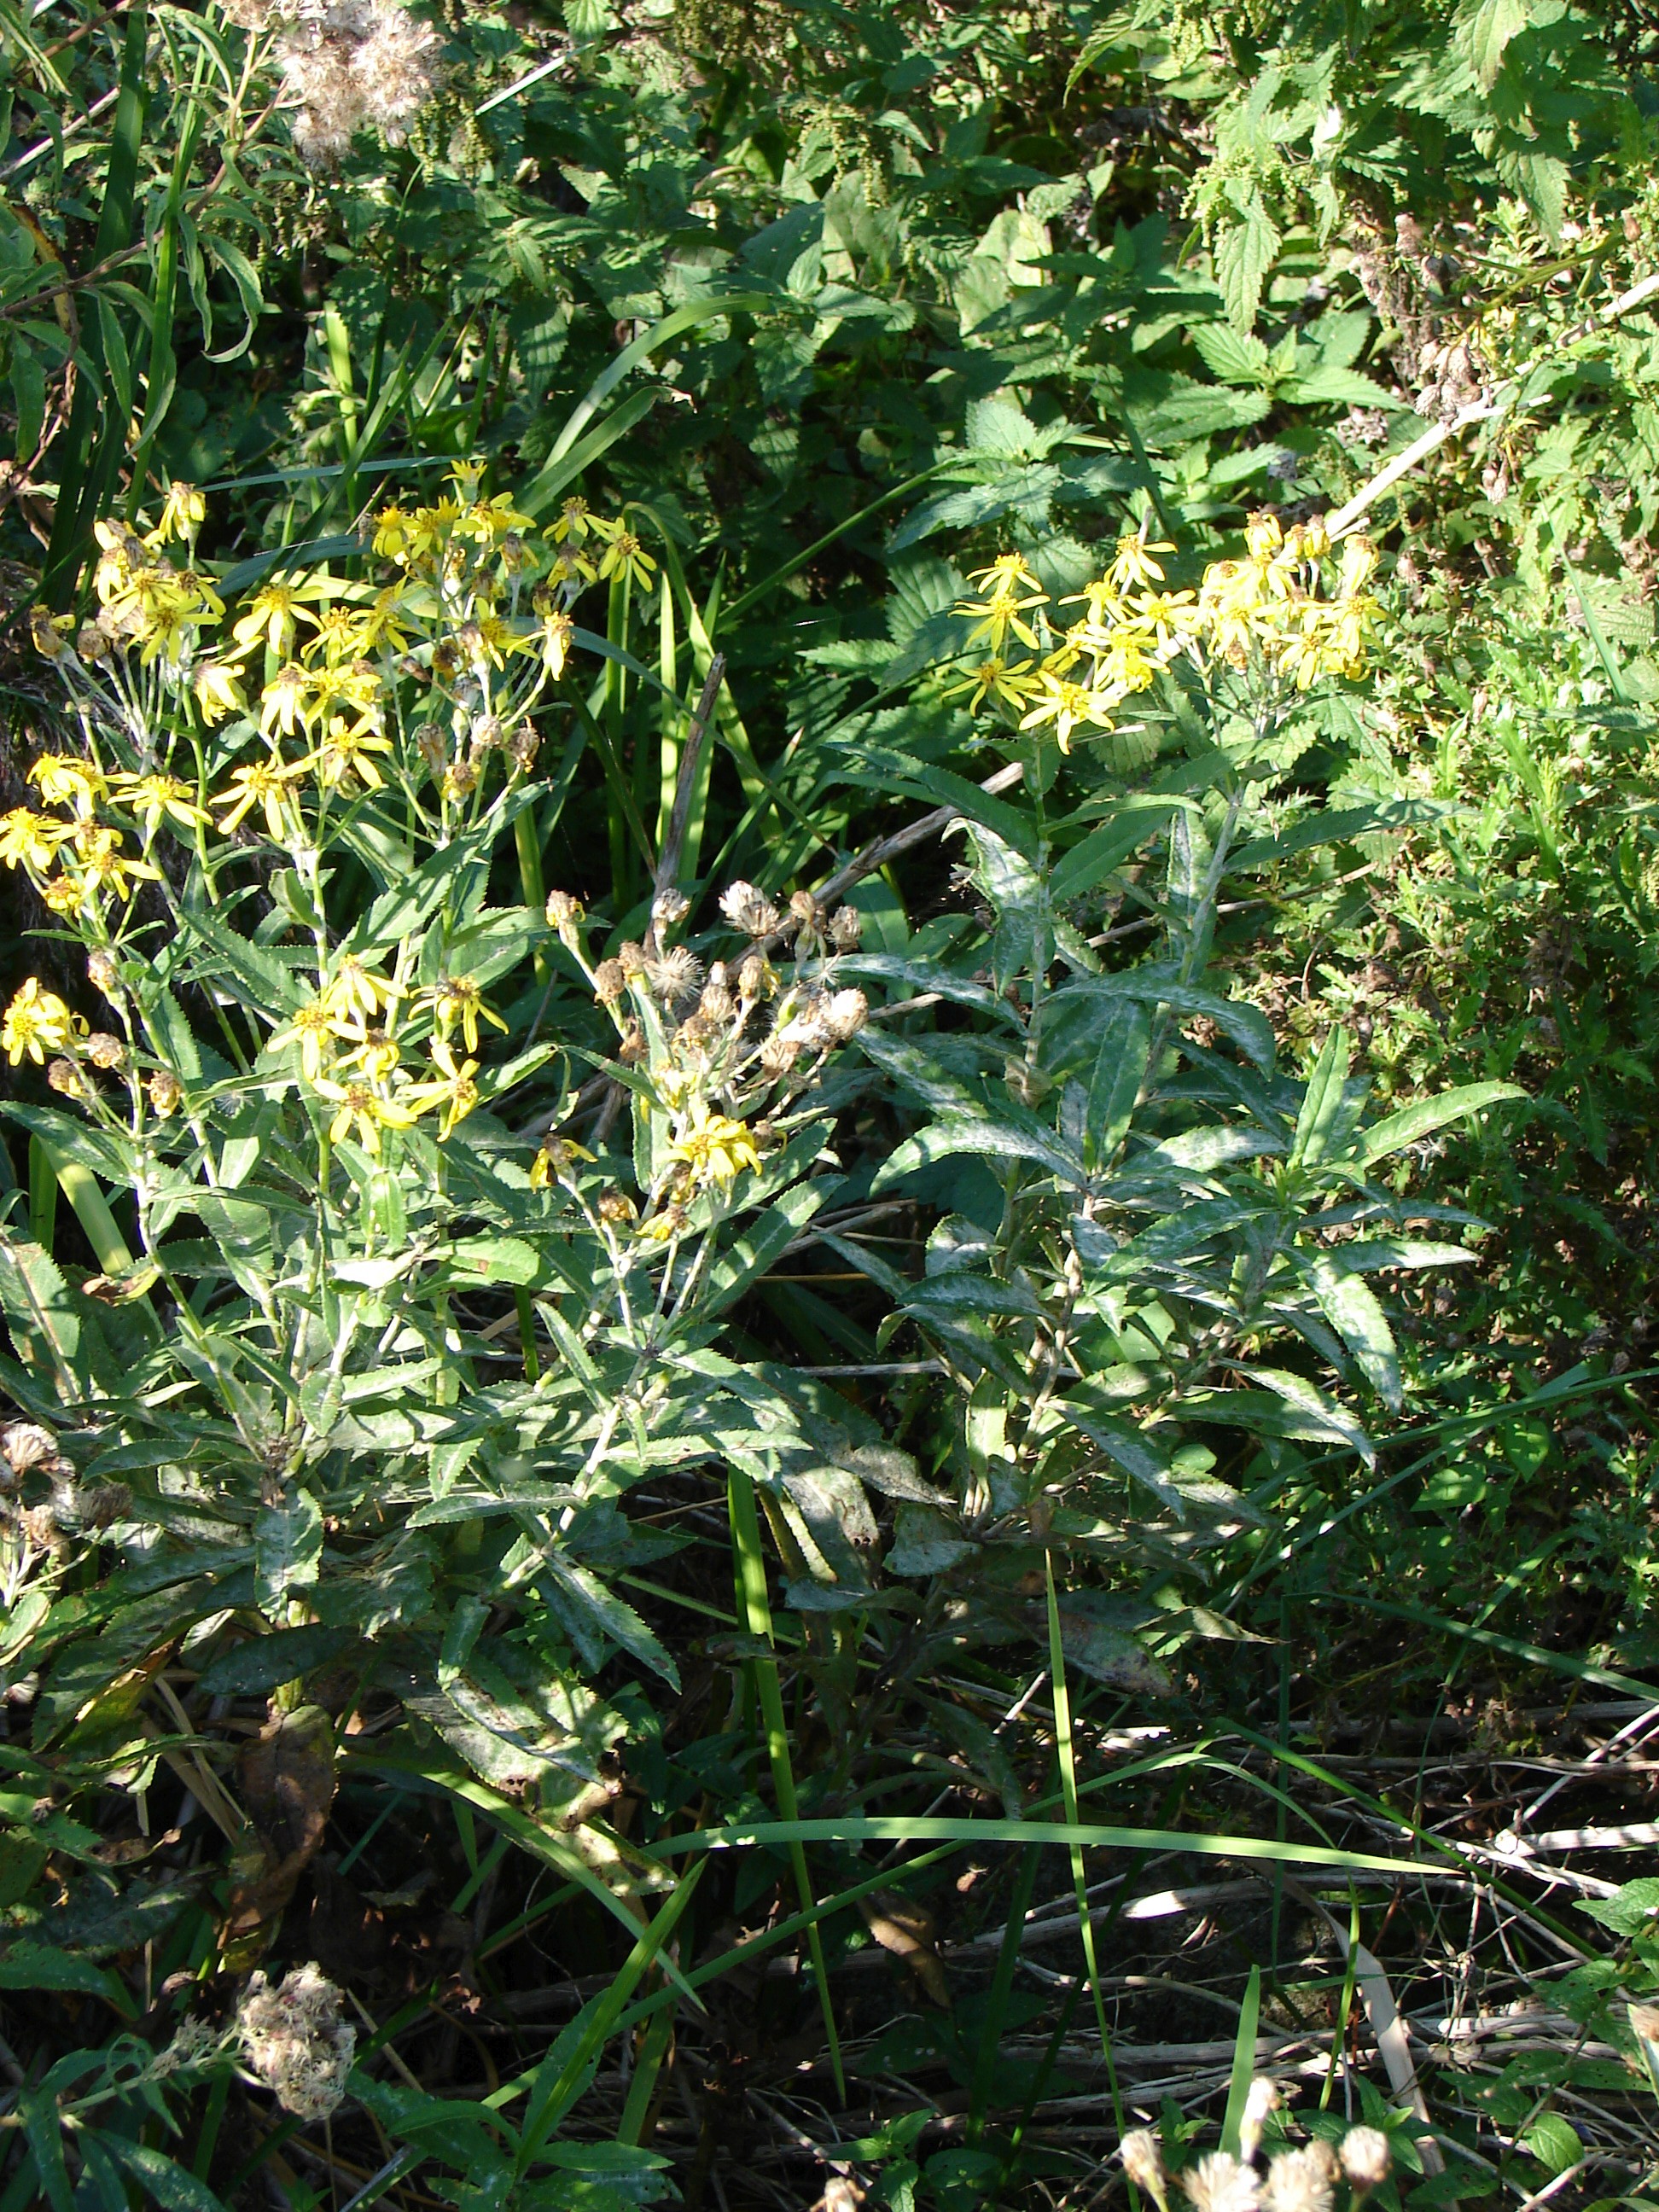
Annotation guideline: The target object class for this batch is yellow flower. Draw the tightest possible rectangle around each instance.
[28,754,107,818]
[595,528,658,592]
[195,662,248,726]
[1018,671,1117,754]
[259,665,314,739]
[406,1039,480,1139]
[271,995,346,1081]
[541,608,573,679]
[115,772,209,841]
[548,497,591,544]
[338,1024,402,1080]
[2,978,77,1066]
[73,826,160,904]
[354,589,413,655]
[418,974,507,1056]
[0,808,73,872]
[216,760,306,838]
[311,715,393,792]
[1243,510,1284,561]
[146,480,206,547]
[529,1134,594,1189]
[323,958,402,1024]
[311,1077,419,1155]
[942,656,1038,716]
[371,505,414,562]
[1337,533,1378,597]
[669,1101,762,1190]
[449,457,486,499]
[40,875,81,915]
[233,582,318,660]
[1106,530,1175,594]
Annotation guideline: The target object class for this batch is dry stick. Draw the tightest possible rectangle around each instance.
[1325,263,1659,536]
[809,760,1027,911]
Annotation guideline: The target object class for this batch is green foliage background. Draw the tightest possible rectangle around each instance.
[2,0,1659,2207]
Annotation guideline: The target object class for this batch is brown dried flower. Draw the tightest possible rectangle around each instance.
[719,880,781,937]
[85,1032,127,1070]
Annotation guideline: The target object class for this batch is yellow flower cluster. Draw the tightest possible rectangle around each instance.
[9,464,659,1156]
[947,515,1379,753]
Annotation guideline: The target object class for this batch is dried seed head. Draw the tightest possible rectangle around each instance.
[617,1022,645,1067]
[719,880,781,937]
[1337,2129,1390,2195]
[788,888,818,928]
[87,949,121,998]
[46,1057,84,1098]
[823,988,868,1043]
[545,888,585,939]
[1121,2129,1168,2209]
[442,758,477,801]
[148,1070,183,1117]
[21,1504,63,1553]
[592,959,627,1006]
[1262,2143,1336,2212]
[416,725,448,777]
[1179,2151,1260,2212]
[759,1030,800,1079]
[652,888,691,931]
[469,713,504,755]
[85,1032,127,1070]
[699,977,735,1025]
[597,1189,637,1225]
[62,1481,131,1533]
[508,725,539,771]
[827,904,864,949]
[2,1423,60,1478]
[236,1963,357,2122]
[616,940,648,979]
[645,944,703,1006]
[737,952,775,1000]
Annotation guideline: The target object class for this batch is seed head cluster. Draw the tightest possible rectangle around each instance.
[221,0,442,166]
[1120,2088,1392,2212]
[236,1962,357,2121]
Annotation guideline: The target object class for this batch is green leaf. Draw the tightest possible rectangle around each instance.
[0,1942,131,2013]
[1214,195,1280,333]
[1305,1254,1401,1409]
[254,1490,324,1611]
[98,2136,233,2212]
[1190,324,1272,386]
[1359,1081,1527,1165]
[1458,0,1529,88]
[195,1623,356,1696]
[1290,1026,1357,1171]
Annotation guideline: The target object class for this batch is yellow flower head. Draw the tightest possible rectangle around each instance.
[419,974,507,1056]
[216,760,305,839]
[311,715,393,792]
[2,978,78,1066]
[668,1100,762,1190]
[324,957,403,1024]
[146,481,207,548]
[271,995,346,1082]
[28,754,107,818]
[1107,531,1174,594]
[73,826,160,904]
[0,808,74,873]
[114,772,209,841]
[195,662,248,726]
[311,1077,418,1156]
[407,1039,480,1139]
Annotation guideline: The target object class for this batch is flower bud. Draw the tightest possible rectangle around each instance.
[87,949,121,998]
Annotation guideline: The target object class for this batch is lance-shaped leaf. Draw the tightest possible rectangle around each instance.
[1303,1254,1401,1409]
[1359,1080,1527,1166]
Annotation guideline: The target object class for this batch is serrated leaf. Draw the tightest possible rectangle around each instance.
[1305,1254,1400,1409]
[1214,197,1280,333]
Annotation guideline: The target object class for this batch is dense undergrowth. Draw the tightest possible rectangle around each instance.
[1,3,1658,2209]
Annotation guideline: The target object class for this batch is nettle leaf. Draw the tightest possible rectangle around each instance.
[1190,323,1272,386]
[254,1490,324,1611]
[1214,192,1281,332]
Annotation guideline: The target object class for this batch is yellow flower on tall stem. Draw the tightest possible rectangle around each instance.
[407,1039,480,1138]
[2,979,79,1066]
[311,715,394,793]
[115,773,210,841]
[73,827,160,904]
[271,996,347,1082]
[0,808,73,872]
[310,1078,418,1155]
[216,760,306,838]
[668,1100,762,1190]
[417,975,506,1056]
[28,755,107,818]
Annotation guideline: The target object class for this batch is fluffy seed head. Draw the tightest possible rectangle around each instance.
[1180,2151,1260,2212]
[1262,2143,1336,2212]
[1338,2129,1390,2194]
[236,1963,356,2121]
[719,880,780,937]
[1121,2128,1168,2209]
